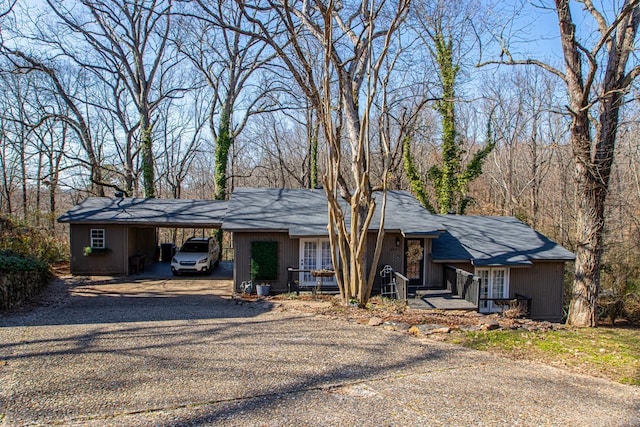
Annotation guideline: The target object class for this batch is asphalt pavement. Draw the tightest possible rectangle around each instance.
[0,271,638,426]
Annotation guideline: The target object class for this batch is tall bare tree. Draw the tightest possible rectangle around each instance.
[177,0,279,202]
[44,0,176,198]
[2,51,107,196]
[155,85,209,199]
[483,0,640,326]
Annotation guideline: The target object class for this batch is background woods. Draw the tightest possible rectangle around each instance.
[1,1,640,323]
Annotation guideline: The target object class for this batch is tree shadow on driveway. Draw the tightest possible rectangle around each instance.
[1,311,452,425]
[0,275,272,327]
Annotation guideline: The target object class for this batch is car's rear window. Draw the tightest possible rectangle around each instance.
[180,242,208,253]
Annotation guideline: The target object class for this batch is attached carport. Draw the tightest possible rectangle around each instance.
[58,197,228,276]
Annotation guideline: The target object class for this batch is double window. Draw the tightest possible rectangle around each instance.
[90,229,105,249]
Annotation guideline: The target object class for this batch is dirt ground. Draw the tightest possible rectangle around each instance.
[242,292,559,332]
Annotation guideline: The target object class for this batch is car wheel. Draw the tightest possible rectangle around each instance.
[172,270,179,276]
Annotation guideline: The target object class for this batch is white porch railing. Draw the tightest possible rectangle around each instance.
[393,272,409,301]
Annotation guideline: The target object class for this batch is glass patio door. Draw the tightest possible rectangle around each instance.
[299,239,335,287]
[477,268,509,313]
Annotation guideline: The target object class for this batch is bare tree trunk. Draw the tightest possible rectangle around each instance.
[0,123,13,214]
[19,133,27,221]
[528,105,540,228]
[124,134,135,196]
[561,0,640,327]
[35,149,43,226]
[481,0,640,326]
[234,0,409,305]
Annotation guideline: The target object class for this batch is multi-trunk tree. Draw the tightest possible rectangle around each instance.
[233,0,411,305]
[44,0,175,198]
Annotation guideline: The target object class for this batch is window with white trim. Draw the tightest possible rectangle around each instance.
[90,229,105,249]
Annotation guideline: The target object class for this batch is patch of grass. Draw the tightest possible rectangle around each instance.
[448,327,640,385]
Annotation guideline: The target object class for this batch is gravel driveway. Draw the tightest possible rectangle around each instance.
[1,273,638,426]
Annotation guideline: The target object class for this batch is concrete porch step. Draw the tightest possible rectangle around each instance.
[409,290,477,311]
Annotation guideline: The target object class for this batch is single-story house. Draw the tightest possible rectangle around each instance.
[222,188,444,293]
[58,187,575,321]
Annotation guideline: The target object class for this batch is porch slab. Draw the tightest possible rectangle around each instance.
[409,290,477,311]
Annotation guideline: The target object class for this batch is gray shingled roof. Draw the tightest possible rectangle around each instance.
[58,191,574,267]
[222,188,444,236]
[57,197,228,227]
[431,215,575,266]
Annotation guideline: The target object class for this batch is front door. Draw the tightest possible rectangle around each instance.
[299,239,335,287]
[477,268,509,312]
[405,238,424,287]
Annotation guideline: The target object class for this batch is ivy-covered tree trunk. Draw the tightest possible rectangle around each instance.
[431,33,459,214]
[214,107,233,201]
[139,86,155,199]
[408,27,493,214]
[402,137,434,212]
[141,123,155,198]
[213,106,233,254]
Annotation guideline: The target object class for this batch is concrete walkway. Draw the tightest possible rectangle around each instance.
[0,276,638,426]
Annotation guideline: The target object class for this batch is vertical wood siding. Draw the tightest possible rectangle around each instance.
[510,262,565,322]
[233,232,299,293]
[235,231,406,294]
[127,227,157,269]
[428,260,444,287]
[423,239,433,287]
[429,261,474,288]
[430,261,566,321]
[70,224,128,275]
[366,232,404,293]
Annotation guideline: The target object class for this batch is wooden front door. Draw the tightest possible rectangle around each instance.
[405,238,424,287]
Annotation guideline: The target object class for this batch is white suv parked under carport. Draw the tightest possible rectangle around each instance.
[171,237,220,276]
